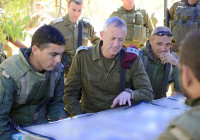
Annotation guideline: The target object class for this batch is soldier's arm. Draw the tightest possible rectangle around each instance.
[164,2,179,26]
[131,56,154,103]
[64,53,83,116]
[143,10,153,34]
[0,70,15,139]
[47,67,67,121]
[158,127,191,140]
[89,24,100,46]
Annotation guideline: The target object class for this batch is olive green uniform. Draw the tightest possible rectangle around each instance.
[64,41,154,116]
[158,98,200,140]
[139,41,180,99]
[110,6,153,48]
[0,48,66,139]
[50,14,100,63]
[164,1,200,52]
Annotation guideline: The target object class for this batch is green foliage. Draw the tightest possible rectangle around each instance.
[0,0,31,43]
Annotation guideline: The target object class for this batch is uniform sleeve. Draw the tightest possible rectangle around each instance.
[64,53,83,116]
[157,127,191,140]
[109,11,118,17]
[131,56,154,102]
[47,69,67,120]
[143,9,153,35]
[172,54,180,92]
[89,24,100,46]
[0,71,15,139]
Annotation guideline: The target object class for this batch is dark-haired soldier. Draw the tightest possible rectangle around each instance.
[50,0,100,76]
[0,25,67,139]
[158,28,200,140]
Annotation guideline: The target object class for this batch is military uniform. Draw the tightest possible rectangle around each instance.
[0,48,66,139]
[158,98,200,140]
[151,14,158,28]
[27,14,53,29]
[139,41,180,99]
[50,14,100,63]
[164,1,200,52]
[64,41,154,116]
[110,6,153,48]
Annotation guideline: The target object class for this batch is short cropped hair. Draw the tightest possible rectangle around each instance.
[151,26,171,36]
[180,28,200,81]
[103,16,127,34]
[31,25,66,50]
[68,0,82,5]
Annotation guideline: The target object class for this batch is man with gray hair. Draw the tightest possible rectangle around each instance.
[139,26,180,99]
[64,16,153,116]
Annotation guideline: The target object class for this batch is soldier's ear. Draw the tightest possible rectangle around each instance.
[100,31,104,40]
[32,45,40,56]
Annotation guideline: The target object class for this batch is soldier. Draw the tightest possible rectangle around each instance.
[139,26,180,99]
[109,0,153,48]
[0,25,67,139]
[164,0,200,53]
[157,28,200,140]
[151,12,158,28]
[64,16,153,116]
[50,0,100,75]
[26,2,53,34]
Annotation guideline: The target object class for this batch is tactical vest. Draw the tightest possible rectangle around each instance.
[117,7,150,47]
[170,2,200,49]
[0,54,62,105]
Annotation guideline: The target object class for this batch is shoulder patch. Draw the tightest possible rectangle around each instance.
[2,70,10,78]
[76,46,89,53]
[81,17,90,27]
[53,17,63,24]
[126,47,139,56]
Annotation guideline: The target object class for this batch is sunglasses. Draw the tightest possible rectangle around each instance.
[152,31,173,37]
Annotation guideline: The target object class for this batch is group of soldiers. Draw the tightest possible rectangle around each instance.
[0,0,200,139]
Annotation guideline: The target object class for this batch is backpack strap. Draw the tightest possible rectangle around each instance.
[78,20,82,47]
[120,49,126,92]
[139,49,148,69]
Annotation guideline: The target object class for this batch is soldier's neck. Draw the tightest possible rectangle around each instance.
[123,4,135,11]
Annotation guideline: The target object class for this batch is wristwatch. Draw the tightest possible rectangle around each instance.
[125,88,134,99]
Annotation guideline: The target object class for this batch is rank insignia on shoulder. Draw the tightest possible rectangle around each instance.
[126,47,139,56]
[81,17,90,27]
[53,17,63,24]
[2,70,10,78]
[76,46,89,53]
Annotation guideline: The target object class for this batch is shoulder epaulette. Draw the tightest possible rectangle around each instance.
[76,46,89,53]
[53,17,63,24]
[126,47,139,56]
[2,70,10,78]
[81,17,90,27]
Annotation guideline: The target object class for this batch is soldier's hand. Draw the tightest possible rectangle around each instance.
[111,91,131,108]
[160,52,179,67]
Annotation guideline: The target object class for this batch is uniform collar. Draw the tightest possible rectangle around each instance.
[185,97,200,106]
[92,40,102,61]
[92,40,120,62]
[64,14,79,26]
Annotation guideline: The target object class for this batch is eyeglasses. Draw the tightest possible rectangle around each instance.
[152,31,173,37]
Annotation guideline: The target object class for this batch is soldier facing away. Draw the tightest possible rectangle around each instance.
[164,0,200,53]
[109,0,153,48]
[50,0,100,76]
[157,28,200,140]
[139,26,180,99]
[0,25,67,139]
[64,16,153,116]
